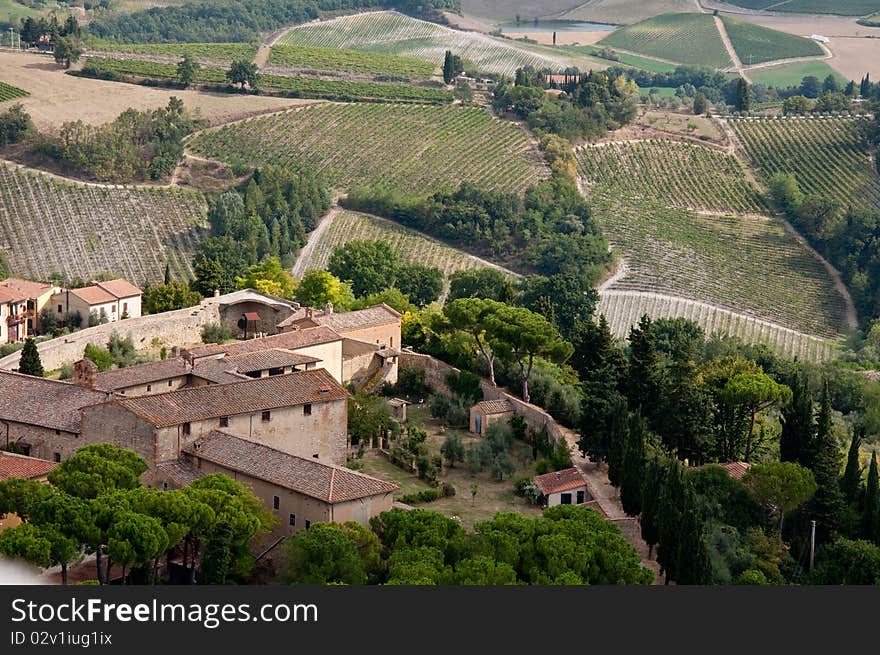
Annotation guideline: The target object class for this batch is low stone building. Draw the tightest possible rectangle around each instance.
[469,399,514,435]
[79,368,349,484]
[51,278,142,325]
[534,467,589,508]
[0,370,111,461]
[0,452,57,532]
[157,432,398,536]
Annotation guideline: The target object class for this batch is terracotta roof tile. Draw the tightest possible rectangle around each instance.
[0,278,54,298]
[278,304,401,331]
[189,358,249,384]
[0,287,27,304]
[95,279,141,299]
[0,452,57,481]
[185,432,398,502]
[95,359,191,391]
[225,348,320,373]
[184,326,341,360]
[473,399,514,415]
[534,467,586,495]
[0,371,110,433]
[156,460,205,488]
[69,285,116,305]
[116,368,347,427]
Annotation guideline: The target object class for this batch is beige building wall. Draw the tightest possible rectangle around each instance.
[340,323,401,350]
[295,341,343,384]
[116,295,141,320]
[79,403,158,474]
[115,374,190,397]
[546,486,588,508]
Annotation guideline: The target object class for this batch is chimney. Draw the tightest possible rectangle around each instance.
[213,289,220,298]
[73,358,98,389]
[306,307,313,319]
[171,346,179,359]
[324,302,333,315]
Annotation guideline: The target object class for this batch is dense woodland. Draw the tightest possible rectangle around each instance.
[87,0,460,43]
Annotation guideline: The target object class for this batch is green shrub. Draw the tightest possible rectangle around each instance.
[393,366,431,400]
[83,343,113,371]
[0,342,24,357]
[201,322,234,343]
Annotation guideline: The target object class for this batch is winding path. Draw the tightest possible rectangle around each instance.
[715,14,751,82]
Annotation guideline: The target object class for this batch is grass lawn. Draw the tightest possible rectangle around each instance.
[354,405,544,531]
[747,61,849,88]
[566,45,678,73]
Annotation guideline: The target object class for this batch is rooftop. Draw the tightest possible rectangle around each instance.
[96,279,142,299]
[95,358,191,391]
[533,467,586,496]
[0,278,54,299]
[0,286,27,304]
[0,371,110,433]
[69,285,116,305]
[0,452,57,482]
[185,432,398,503]
[115,368,347,427]
[278,304,401,332]
[156,460,206,488]
[473,399,514,415]
[225,348,320,374]
[184,325,341,360]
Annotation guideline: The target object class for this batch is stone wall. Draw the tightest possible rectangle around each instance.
[399,350,566,446]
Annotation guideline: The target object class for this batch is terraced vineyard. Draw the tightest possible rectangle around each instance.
[583,191,848,339]
[0,163,207,284]
[0,81,29,102]
[597,290,838,361]
[258,74,451,102]
[294,210,501,282]
[83,57,229,83]
[189,103,548,194]
[721,17,823,66]
[730,117,880,210]
[599,13,732,69]
[88,42,258,62]
[277,11,604,77]
[578,141,767,214]
[268,44,435,78]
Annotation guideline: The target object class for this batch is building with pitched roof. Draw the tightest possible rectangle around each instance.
[0,285,29,344]
[0,451,58,532]
[0,278,57,338]
[79,368,349,482]
[533,467,589,508]
[469,399,514,435]
[50,278,141,326]
[157,432,397,534]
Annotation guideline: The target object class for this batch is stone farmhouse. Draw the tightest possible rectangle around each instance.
[0,278,58,342]
[158,432,397,537]
[51,278,142,325]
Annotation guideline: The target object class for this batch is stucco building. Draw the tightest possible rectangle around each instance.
[534,467,589,508]
[0,278,57,337]
[51,278,142,325]
[157,432,397,536]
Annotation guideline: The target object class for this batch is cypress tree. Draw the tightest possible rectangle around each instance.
[18,338,44,377]
[443,50,454,84]
[779,370,814,467]
[657,458,686,584]
[605,395,629,488]
[675,481,713,585]
[620,411,648,516]
[640,454,665,558]
[863,453,879,545]
[861,74,871,98]
[840,429,863,506]
[808,381,845,543]
[625,314,662,427]
[163,262,171,285]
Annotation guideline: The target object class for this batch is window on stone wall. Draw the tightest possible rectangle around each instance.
[303,403,312,416]
[220,416,229,428]
[273,496,280,511]
[182,422,191,436]
[53,453,61,463]
[289,513,296,527]
[262,410,271,422]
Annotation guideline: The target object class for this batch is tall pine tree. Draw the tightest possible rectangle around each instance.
[625,314,663,429]
[18,338,44,377]
[657,458,686,584]
[605,395,630,488]
[863,453,879,545]
[675,480,713,585]
[620,411,648,516]
[443,50,455,84]
[840,429,863,507]
[640,454,666,558]
[779,369,814,467]
[808,381,845,543]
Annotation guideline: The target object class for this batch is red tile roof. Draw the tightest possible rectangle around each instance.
[0,371,110,433]
[95,358,191,391]
[185,431,398,502]
[69,285,116,305]
[278,304,401,332]
[0,287,27,304]
[224,348,320,373]
[473,399,514,415]
[0,278,54,298]
[0,452,57,481]
[96,279,142,299]
[184,326,341,359]
[115,368,347,427]
[534,467,586,495]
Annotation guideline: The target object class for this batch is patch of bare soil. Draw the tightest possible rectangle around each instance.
[172,155,246,193]
[497,29,614,45]
[0,51,315,130]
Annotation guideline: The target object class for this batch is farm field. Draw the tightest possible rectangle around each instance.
[723,0,880,15]
[267,44,435,78]
[578,141,767,214]
[730,117,880,210]
[188,102,549,195]
[557,0,697,25]
[276,11,607,77]
[82,56,452,102]
[721,16,824,66]
[746,61,847,88]
[599,13,733,69]
[0,162,207,284]
[86,42,258,62]
[597,290,838,361]
[636,111,724,141]
[566,45,678,72]
[581,190,848,339]
[0,51,307,129]
[0,81,28,103]
[293,210,505,284]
